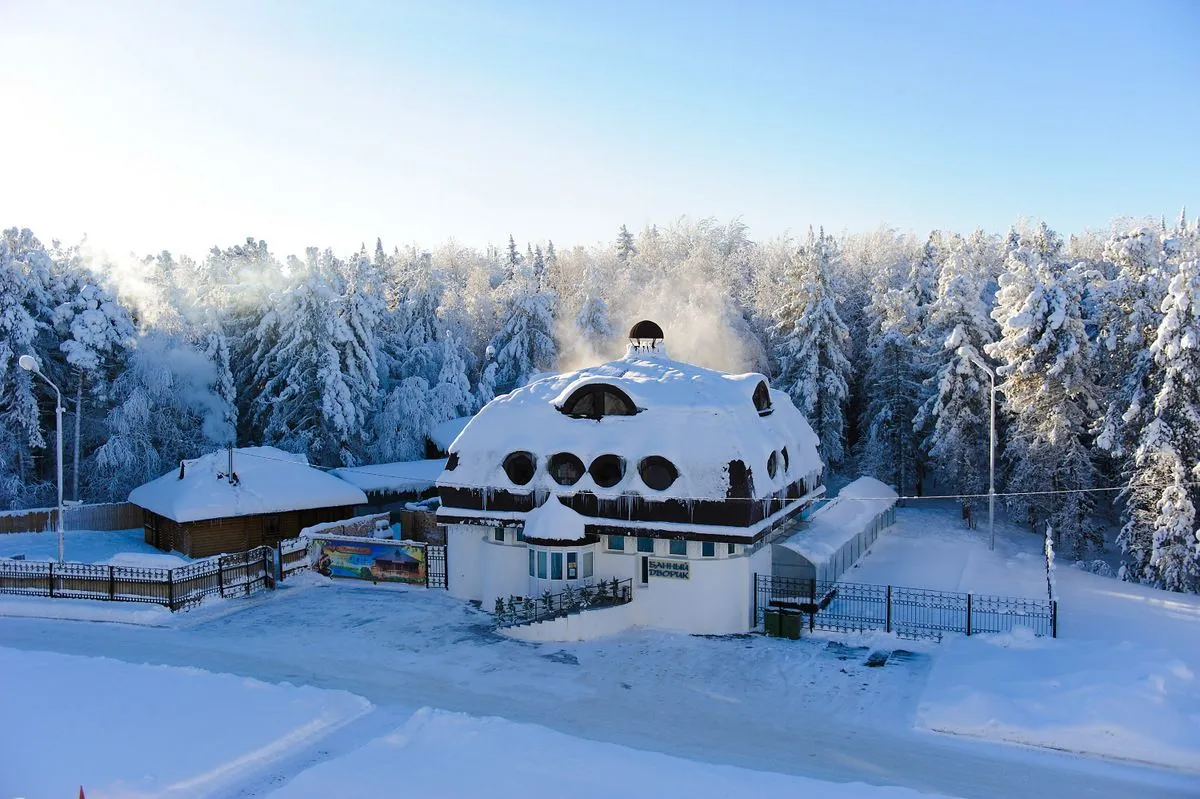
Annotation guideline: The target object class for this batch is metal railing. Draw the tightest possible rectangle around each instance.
[0,546,274,611]
[494,578,633,628]
[755,574,1057,641]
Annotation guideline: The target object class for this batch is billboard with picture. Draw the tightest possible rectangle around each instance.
[310,537,427,584]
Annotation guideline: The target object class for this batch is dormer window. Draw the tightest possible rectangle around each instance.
[560,383,638,419]
[752,381,773,416]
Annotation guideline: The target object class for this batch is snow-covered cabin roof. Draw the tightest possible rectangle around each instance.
[128,447,368,523]
[428,417,472,453]
[780,477,897,564]
[440,343,822,503]
[522,497,588,542]
[332,459,447,497]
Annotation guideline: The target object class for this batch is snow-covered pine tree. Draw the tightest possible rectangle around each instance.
[431,329,476,422]
[491,262,557,394]
[250,249,363,466]
[985,232,1101,555]
[616,225,637,264]
[1119,256,1200,592]
[915,238,997,511]
[1092,227,1166,459]
[335,247,384,460]
[769,228,853,466]
[92,331,235,500]
[52,271,136,500]
[0,230,49,507]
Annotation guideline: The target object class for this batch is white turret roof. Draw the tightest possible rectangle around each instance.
[439,345,822,502]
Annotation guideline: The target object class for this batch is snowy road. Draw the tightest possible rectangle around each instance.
[1,581,1196,798]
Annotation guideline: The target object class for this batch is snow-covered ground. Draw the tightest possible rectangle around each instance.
[0,647,371,799]
[846,500,1200,772]
[0,527,184,565]
[0,504,1197,798]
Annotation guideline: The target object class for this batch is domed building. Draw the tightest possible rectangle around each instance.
[436,321,826,638]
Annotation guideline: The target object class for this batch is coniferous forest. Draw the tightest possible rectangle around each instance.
[2,214,1199,592]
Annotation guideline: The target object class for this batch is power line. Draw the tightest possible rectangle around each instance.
[229,448,1154,505]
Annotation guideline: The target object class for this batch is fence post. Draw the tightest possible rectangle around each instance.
[966,593,972,636]
[1051,600,1058,638]
[218,556,224,595]
[886,585,892,633]
[752,572,757,627]
[167,569,175,610]
[109,565,115,601]
[263,548,272,591]
[426,544,432,589]
[276,542,284,583]
[47,561,54,598]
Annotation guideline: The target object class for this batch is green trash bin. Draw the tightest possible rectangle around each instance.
[764,609,782,637]
[780,609,802,640]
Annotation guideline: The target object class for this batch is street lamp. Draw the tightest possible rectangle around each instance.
[956,345,996,552]
[19,354,65,563]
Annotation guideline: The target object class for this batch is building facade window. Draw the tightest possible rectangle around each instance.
[537,550,547,579]
[727,543,737,555]
[608,534,625,551]
[702,541,715,557]
[528,548,535,576]
[637,536,654,553]
[582,551,594,578]
[494,528,504,542]
[516,528,525,542]
[669,539,687,556]
[551,552,563,580]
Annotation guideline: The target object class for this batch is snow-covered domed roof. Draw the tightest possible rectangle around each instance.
[439,343,821,504]
[129,446,369,523]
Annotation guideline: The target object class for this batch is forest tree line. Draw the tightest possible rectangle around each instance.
[1,212,1199,592]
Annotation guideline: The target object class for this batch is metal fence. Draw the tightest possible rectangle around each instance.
[754,574,1057,641]
[494,578,633,628]
[0,546,275,611]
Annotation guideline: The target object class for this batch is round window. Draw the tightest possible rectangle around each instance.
[548,452,585,486]
[767,451,778,480]
[638,456,679,491]
[588,454,626,488]
[752,381,773,415]
[502,451,537,486]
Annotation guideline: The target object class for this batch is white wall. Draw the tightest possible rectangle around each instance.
[502,601,636,642]
[480,539,532,608]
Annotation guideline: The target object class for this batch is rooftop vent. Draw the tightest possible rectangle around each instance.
[628,320,665,353]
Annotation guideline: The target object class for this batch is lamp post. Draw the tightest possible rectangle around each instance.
[957,346,996,552]
[19,354,65,563]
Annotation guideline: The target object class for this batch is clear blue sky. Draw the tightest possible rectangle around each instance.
[2,0,1196,259]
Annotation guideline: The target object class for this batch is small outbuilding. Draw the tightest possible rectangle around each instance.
[129,446,368,558]
[773,476,898,583]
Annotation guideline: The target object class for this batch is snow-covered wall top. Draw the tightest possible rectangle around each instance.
[780,476,897,564]
[332,459,447,496]
[523,497,588,541]
[441,345,822,502]
[128,447,368,523]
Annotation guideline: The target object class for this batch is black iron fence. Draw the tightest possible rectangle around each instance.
[494,578,633,628]
[755,574,1057,641]
[0,546,275,611]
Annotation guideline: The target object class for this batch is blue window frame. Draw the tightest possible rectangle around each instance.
[702,541,715,557]
[637,537,654,553]
[669,539,686,556]
[494,529,504,542]
[727,543,736,555]
[608,535,624,551]
[551,552,563,580]
[537,551,547,579]
[529,548,535,576]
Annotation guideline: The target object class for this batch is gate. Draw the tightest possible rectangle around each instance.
[425,544,447,589]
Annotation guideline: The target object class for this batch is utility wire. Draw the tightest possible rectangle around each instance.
[229,448,1151,505]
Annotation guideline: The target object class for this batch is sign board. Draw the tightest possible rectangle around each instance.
[647,558,689,580]
[311,536,427,584]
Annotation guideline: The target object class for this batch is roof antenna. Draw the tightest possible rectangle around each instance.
[228,445,236,486]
